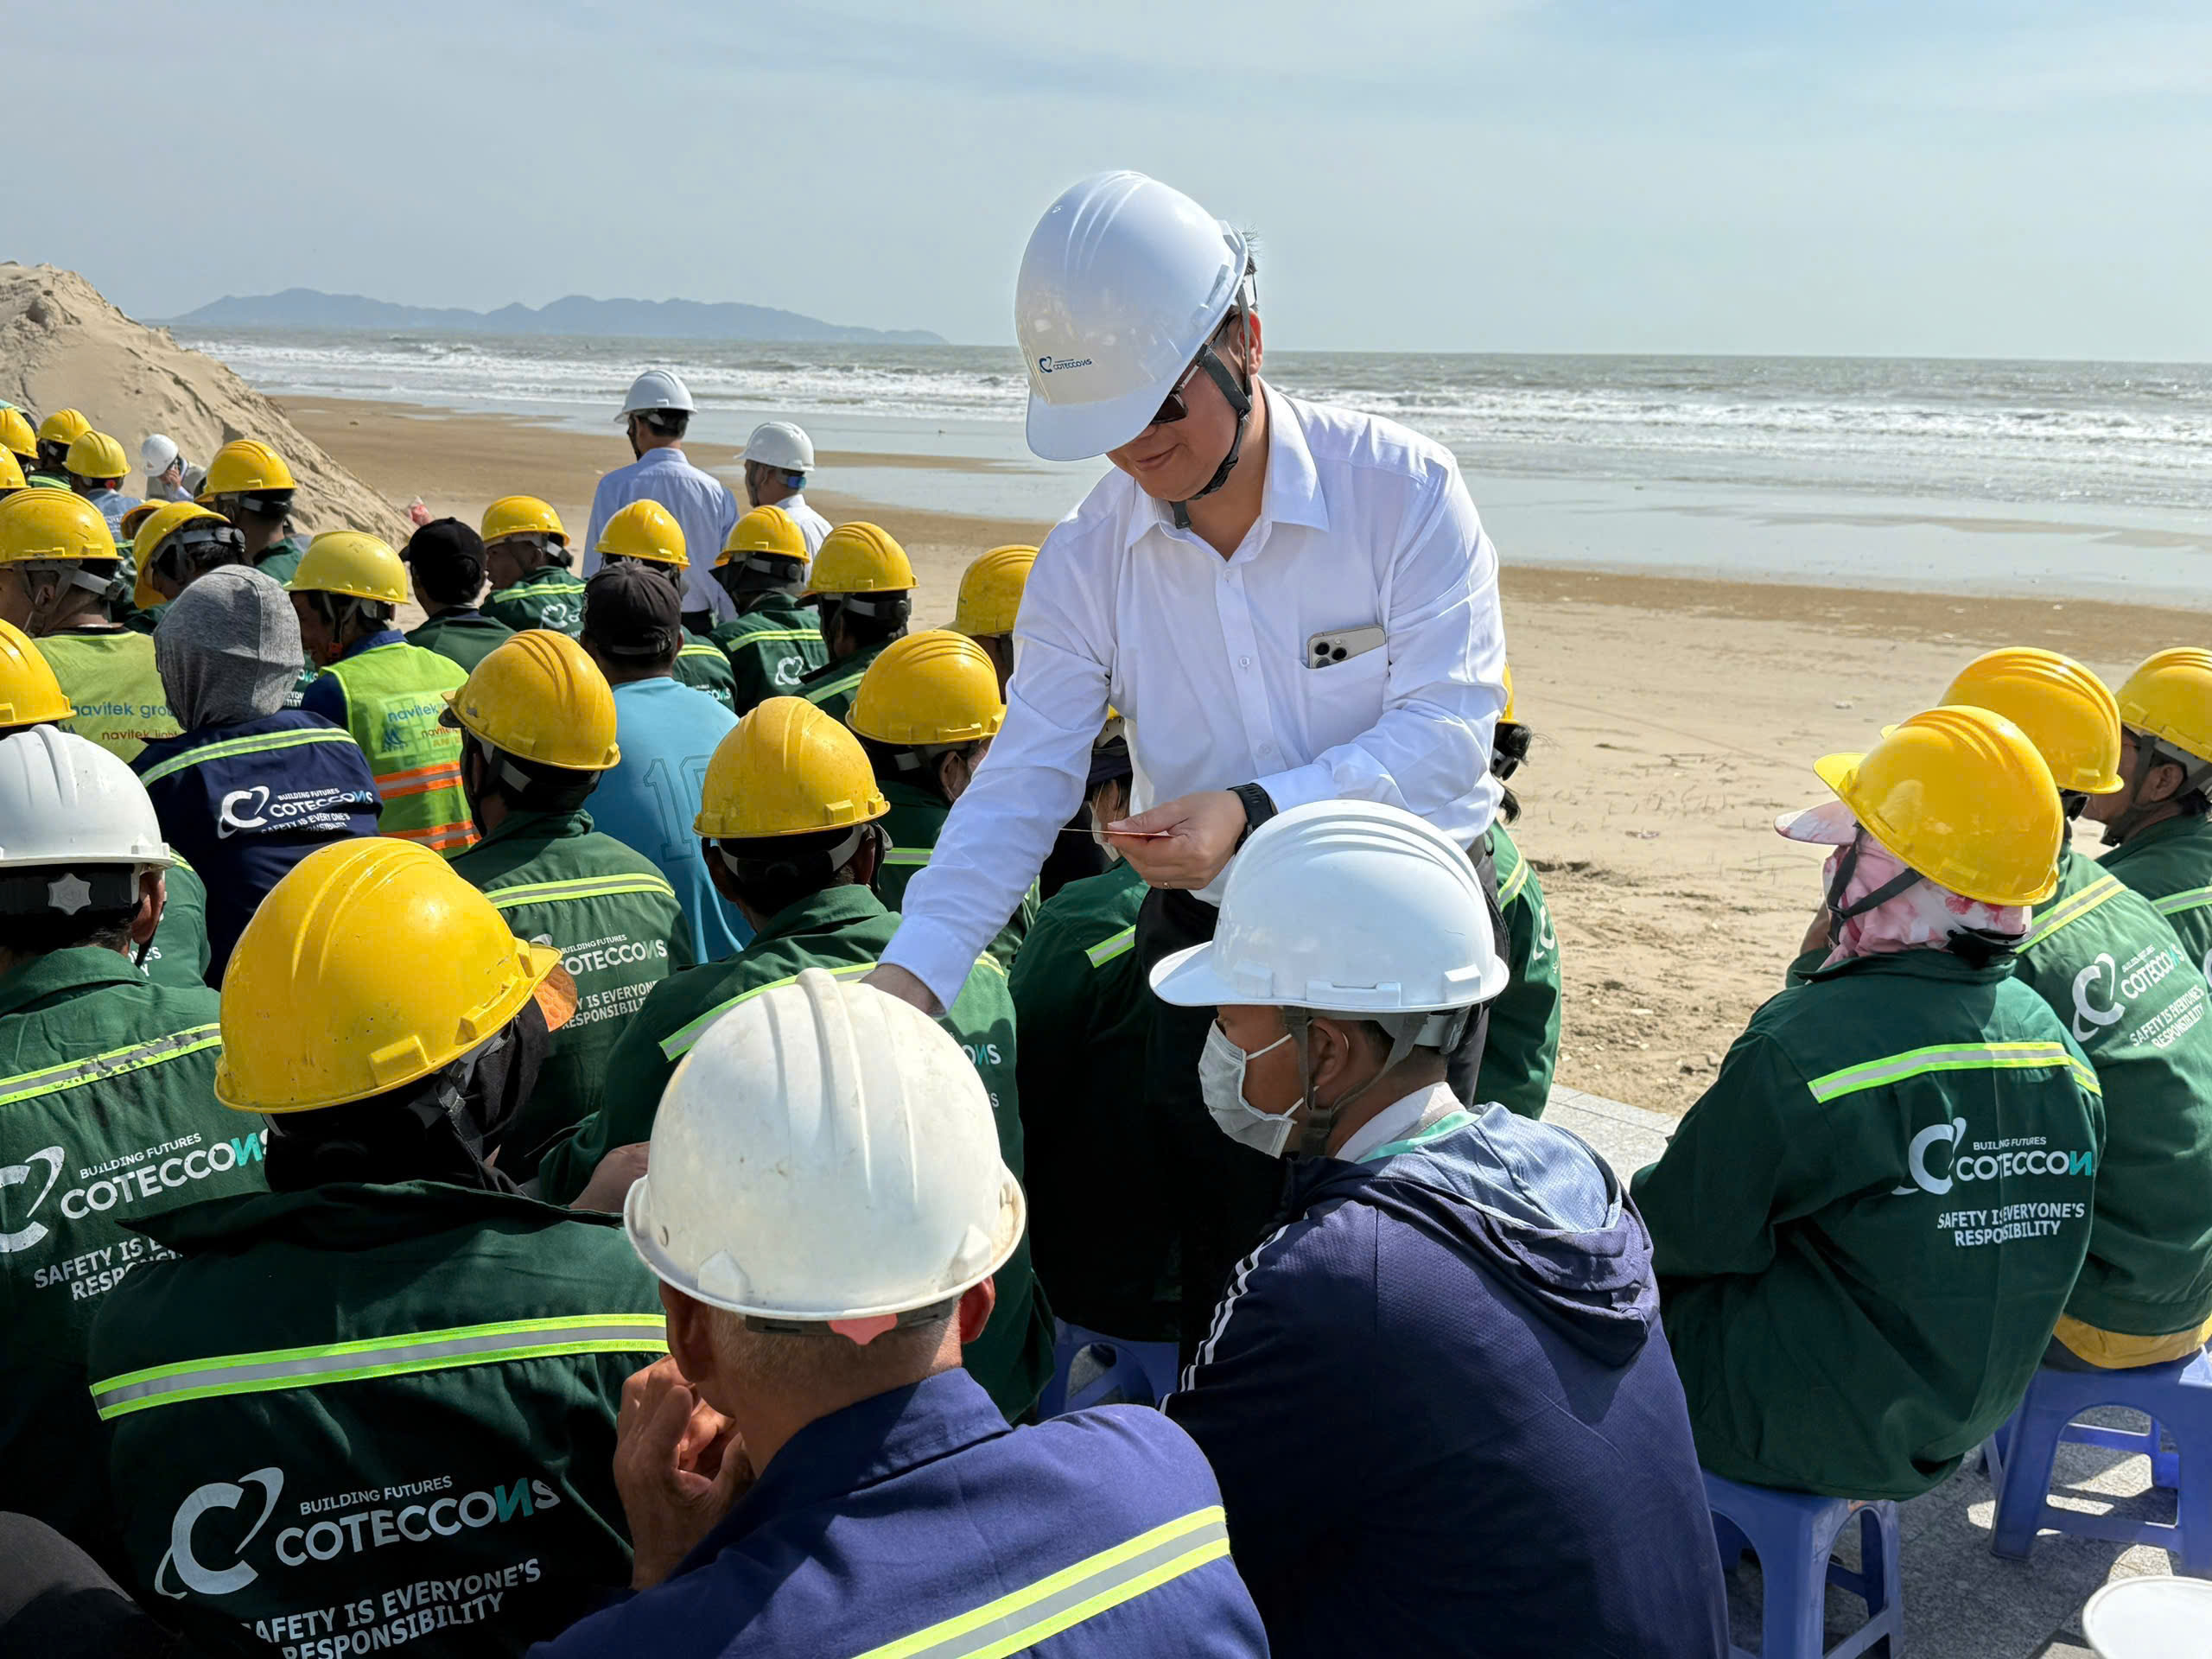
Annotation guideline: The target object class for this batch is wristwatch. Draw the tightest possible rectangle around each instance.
[1229,782,1278,849]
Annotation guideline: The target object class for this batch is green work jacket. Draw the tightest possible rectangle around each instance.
[86,1181,666,1658]
[143,855,213,990]
[1631,948,2104,1500]
[255,536,308,588]
[535,884,1052,1420]
[1008,858,1178,1341]
[672,638,739,713]
[408,609,516,675]
[446,808,693,1178]
[0,949,257,1570]
[795,637,892,727]
[484,569,587,637]
[2011,845,2212,1337]
[2101,814,2212,979]
[1476,823,1561,1119]
[878,779,1037,971]
[709,597,827,717]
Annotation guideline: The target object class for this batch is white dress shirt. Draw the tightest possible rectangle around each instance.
[779,490,832,554]
[583,446,741,620]
[884,385,1507,1007]
[1334,1083,1465,1165]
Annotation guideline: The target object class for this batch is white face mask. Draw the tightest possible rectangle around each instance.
[1198,1022,1297,1159]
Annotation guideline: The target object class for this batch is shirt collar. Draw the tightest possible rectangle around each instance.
[752,882,887,948]
[475,807,592,850]
[635,446,686,471]
[678,1370,1010,1575]
[1122,380,1329,553]
[335,628,407,664]
[1335,1082,1461,1165]
[0,945,149,1019]
[2110,812,2212,858]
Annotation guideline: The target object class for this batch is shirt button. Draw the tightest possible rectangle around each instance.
[1240,656,1252,669]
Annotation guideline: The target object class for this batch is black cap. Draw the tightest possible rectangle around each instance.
[583,562,682,661]
[403,518,485,602]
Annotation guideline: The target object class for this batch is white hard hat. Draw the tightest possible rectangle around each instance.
[616,369,697,423]
[1015,170,1250,463]
[625,969,1025,1331]
[1152,800,1508,1015]
[741,421,815,474]
[140,434,180,475]
[2081,1576,2212,1657]
[0,727,171,872]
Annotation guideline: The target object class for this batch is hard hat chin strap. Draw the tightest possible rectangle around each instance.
[1168,310,1255,532]
[1287,1007,1457,1160]
[1824,829,1921,937]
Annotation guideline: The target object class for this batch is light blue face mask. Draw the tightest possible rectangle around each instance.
[1198,1023,1297,1158]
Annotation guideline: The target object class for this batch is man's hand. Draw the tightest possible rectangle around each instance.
[861,963,941,1015]
[1105,790,1246,889]
[571,1142,651,1214]
[613,1357,754,1591]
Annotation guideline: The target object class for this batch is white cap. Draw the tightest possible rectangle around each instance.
[624,969,1024,1334]
[741,421,814,474]
[0,727,171,872]
[616,369,697,423]
[1151,800,1508,1014]
[1015,170,1250,462]
[139,435,180,476]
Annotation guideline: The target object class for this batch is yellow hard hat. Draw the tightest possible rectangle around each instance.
[596,499,688,567]
[0,488,117,563]
[1938,648,2122,795]
[0,619,75,729]
[198,438,296,499]
[288,531,408,604]
[118,499,167,541]
[480,495,567,546]
[849,630,1005,747]
[696,696,889,840]
[214,837,564,1114]
[952,544,1037,638]
[64,430,128,481]
[0,407,35,462]
[717,504,808,569]
[1501,664,1517,726]
[36,409,91,448]
[807,522,914,596]
[0,449,22,493]
[1815,704,2063,907]
[445,630,620,772]
[2115,649,2212,768]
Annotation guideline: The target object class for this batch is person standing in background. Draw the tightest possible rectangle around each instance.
[62,432,139,539]
[585,371,738,632]
[138,435,193,503]
[739,420,831,551]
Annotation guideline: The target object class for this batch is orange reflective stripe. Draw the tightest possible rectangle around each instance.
[378,768,467,801]
[392,822,476,851]
[378,760,465,788]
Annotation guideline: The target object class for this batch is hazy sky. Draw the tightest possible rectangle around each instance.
[11,0,2209,358]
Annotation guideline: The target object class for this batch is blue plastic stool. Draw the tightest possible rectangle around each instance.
[1984,1347,2212,1573]
[1035,1321,1181,1417]
[1704,1471,1904,1658]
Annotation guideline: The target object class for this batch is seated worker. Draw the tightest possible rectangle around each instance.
[1461,664,1562,1119]
[2088,648,2212,973]
[197,438,307,583]
[594,499,738,712]
[1010,715,1179,1343]
[445,630,693,1178]
[575,566,747,963]
[403,516,515,671]
[86,838,668,1658]
[536,969,1268,1658]
[134,567,380,981]
[292,530,477,855]
[534,697,1052,1422]
[63,429,140,539]
[27,408,89,489]
[0,405,38,482]
[796,521,913,724]
[1634,706,2106,1498]
[126,499,247,634]
[849,628,1036,969]
[0,487,179,762]
[0,444,22,502]
[707,504,826,716]
[0,726,257,1573]
[1936,648,2212,1369]
[1154,799,1727,1658]
[482,494,587,634]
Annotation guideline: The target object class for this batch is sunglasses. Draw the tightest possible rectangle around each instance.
[1150,359,1207,429]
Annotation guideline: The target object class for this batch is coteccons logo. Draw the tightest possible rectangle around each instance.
[218,785,273,837]
[0,1147,65,1252]
[0,1134,266,1255]
[160,1468,286,1597]
[1891,1116,2096,1198]
[1037,355,1094,375]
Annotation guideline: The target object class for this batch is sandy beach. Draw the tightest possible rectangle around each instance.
[286,394,2169,1119]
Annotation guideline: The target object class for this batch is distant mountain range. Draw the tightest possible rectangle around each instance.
[166,289,945,346]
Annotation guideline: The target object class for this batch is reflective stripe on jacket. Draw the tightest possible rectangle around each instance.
[311,639,475,855]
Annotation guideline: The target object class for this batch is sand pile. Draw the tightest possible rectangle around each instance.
[0,264,410,544]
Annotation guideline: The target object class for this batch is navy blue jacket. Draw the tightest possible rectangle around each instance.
[1166,1101,1728,1659]
[134,710,381,980]
[534,1368,1268,1658]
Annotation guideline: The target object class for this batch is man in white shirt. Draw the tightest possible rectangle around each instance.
[740,421,832,554]
[868,170,1509,1351]
[584,369,741,631]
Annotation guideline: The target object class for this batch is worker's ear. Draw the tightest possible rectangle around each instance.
[2146,759,2190,806]
[1306,1016,1367,1097]
[954,1278,996,1347]
[130,870,167,949]
[660,1284,717,1389]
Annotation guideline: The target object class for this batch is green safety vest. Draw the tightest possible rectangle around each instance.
[709,597,828,717]
[0,949,257,1572]
[86,1182,666,1657]
[38,627,181,763]
[446,809,694,1178]
[878,779,1037,970]
[321,642,475,855]
[2100,814,2212,982]
[672,639,738,713]
[1631,946,2105,1500]
[407,610,516,675]
[796,636,892,727]
[2011,847,2212,1338]
[484,569,587,637]
[1477,824,1562,1120]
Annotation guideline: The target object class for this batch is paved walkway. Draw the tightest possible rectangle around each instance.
[1547,1084,2181,1658]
